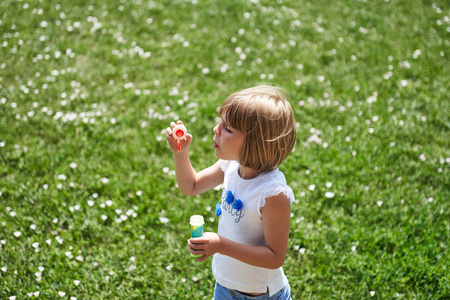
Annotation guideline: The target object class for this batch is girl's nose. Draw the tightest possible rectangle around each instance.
[213,124,220,136]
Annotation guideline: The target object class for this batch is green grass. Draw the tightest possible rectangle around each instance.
[0,0,449,298]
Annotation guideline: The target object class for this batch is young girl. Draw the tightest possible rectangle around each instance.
[167,85,296,299]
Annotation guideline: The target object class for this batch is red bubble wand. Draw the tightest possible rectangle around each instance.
[172,124,187,151]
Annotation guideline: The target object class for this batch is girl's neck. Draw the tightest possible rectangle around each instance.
[238,165,262,180]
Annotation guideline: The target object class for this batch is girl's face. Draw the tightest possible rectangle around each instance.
[213,115,245,161]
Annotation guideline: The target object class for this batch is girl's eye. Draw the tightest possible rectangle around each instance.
[224,124,232,133]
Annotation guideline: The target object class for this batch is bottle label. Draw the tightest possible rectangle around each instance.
[190,224,203,238]
[190,224,203,258]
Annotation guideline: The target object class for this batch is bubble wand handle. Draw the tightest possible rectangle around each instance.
[172,124,187,152]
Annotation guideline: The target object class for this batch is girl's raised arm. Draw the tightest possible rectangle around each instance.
[167,121,224,196]
[174,157,224,196]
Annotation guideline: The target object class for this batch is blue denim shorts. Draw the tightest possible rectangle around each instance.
[213,281,291,300]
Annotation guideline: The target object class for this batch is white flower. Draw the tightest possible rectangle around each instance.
[370,291,375,297]
[308,184,316,191]
[58,291,66,297]
[299,248,306,254]
[100,177,109,184]
[159,217,170,224]
[220,64,229,73]
[13,231,21,237]
[325,192,335,198]
[74,280,80,286]
[377,201,383,207]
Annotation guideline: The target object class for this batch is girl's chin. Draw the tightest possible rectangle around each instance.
[214,148,228,160]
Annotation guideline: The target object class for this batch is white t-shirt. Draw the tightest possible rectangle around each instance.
[212,160,295,296]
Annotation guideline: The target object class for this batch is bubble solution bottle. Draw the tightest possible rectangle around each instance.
[190,215,204,258]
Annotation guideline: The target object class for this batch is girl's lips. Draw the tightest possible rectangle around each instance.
[213,139,219,149]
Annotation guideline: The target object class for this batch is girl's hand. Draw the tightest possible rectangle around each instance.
[166,120,192,153]
[188,232,221,262]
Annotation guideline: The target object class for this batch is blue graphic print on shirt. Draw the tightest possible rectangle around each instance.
[220,190,244,223]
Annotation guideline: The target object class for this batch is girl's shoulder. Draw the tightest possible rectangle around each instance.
[260,181,295,206]
[257,169,295,206]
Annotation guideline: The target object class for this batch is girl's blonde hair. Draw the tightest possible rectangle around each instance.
[219,85,296,172]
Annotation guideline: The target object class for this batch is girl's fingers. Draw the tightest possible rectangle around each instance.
[189,237,206,244]
[166,127,172,135]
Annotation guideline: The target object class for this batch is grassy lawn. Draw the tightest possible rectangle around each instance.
[0,0,449,298]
